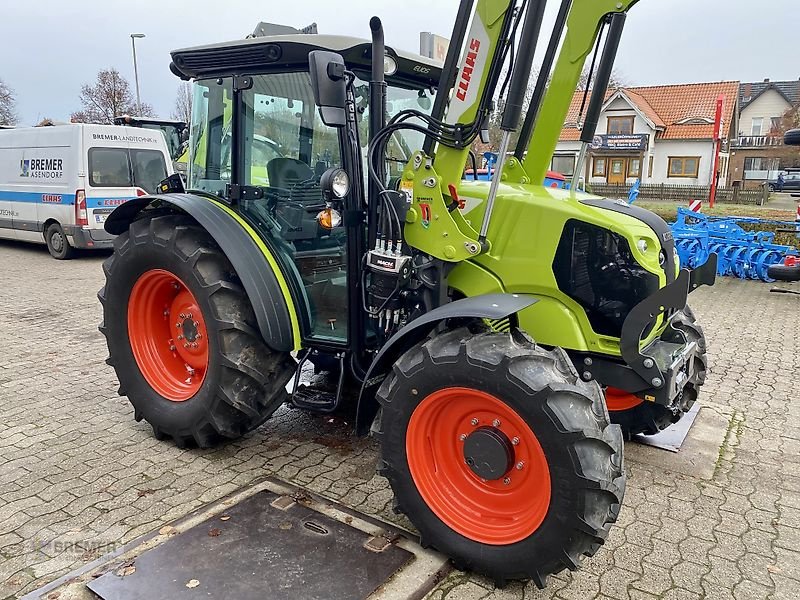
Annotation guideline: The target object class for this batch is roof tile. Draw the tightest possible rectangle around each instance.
[559,81,740,142]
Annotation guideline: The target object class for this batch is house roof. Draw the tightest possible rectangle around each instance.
[559,81,739,142]
[739,80,800,110]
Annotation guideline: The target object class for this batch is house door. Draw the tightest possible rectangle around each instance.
[608,158,627,184]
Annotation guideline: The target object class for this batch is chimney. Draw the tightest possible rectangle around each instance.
[743,82,752,101]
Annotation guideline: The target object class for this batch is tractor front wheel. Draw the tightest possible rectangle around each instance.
[377,326,626,586]
[99,213,295,447]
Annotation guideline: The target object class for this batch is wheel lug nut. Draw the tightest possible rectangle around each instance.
[516,461,524,470]
[193,321,199,327]
[192,343,198,348]
[184,343,189,348]
[470,418,479,426]
[175,322,182,328]
[512,437,520,445]
[459,433,467,441]
[503,477,511,485]
[179,313,186,319]
[169,345,176,351]
[177,335,183,340]
[492,419,501,427]
[187,313,193,319]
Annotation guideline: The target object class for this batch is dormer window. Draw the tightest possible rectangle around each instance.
[607,116,634,134]
[675,116,714,125]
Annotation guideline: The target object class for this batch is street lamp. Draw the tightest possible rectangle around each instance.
[130,33,146,116]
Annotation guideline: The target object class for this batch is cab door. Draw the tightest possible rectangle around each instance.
[187,73,351,345]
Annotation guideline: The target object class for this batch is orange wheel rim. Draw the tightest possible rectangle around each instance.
[406,387,551,545]
[605,387,644,411]
[127,269,208,401]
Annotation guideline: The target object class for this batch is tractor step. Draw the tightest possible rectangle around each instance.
[292,386,339,412]
[289,351,345,414]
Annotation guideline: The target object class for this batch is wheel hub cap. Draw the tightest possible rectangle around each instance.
[463,426,513,480]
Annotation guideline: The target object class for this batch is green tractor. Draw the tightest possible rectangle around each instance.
[99,0,714,585]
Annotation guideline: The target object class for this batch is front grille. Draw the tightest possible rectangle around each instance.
[553,220,660,338]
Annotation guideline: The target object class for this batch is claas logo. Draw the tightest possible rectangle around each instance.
[20,159,30,177]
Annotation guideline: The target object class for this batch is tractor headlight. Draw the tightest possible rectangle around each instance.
[636,239,649,254]
[320,167,350,200]
[384,55,398,76]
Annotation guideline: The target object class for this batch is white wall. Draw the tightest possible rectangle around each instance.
[651,140,716,186]
[553,94,659,184]
[740,89,792,136]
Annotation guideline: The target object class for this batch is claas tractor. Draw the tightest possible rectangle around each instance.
[99,0,715,585]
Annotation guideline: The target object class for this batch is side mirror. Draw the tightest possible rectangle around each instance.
[308,50,347,127]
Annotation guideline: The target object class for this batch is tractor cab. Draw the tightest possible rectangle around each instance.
[170,34,440,344]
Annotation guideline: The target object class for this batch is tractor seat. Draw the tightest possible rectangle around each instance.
[267,158,319,201]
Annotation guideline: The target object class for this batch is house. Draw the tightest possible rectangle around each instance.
[552,81,739,187]
[729,78,800,187]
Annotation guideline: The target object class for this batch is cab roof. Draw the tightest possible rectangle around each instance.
[170,34,442,90]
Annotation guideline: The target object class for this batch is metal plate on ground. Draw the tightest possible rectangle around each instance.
[633,401,702,452]
[23,478,448,600]
[87,490,413,600]
[626,402,737,480]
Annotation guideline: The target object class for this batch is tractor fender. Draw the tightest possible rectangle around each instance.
[355,293,537,435]
[105,194,297,353]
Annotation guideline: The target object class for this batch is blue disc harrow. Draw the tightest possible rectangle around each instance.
[671,207,799,282]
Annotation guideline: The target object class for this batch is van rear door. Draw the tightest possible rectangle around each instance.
[84,126,169,229]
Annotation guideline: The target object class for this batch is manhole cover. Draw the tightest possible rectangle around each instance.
[87,490,414,600]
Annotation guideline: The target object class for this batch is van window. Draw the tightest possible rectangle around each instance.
[132,149,168,193]
[89,147,168,193]
[89,148,130,187]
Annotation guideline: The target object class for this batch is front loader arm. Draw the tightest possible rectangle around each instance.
[430,0,514,188]
[401,0,515,261]
[519,0,640,185]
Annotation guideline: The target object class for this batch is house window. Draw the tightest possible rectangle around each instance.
[744,157,763,171]
[628,158,641,178]
[751,117,763,136]
[668,156,700,178]
[592,157,607,176]
[551,154,576,176]
[770,117,781,132]
[607,116,634,135]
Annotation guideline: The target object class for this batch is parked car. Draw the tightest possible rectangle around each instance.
[768,171,800,192]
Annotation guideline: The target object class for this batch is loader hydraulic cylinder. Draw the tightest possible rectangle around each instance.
[479,0,547,243]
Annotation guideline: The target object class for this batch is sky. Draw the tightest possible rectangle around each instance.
[1,0,798,126]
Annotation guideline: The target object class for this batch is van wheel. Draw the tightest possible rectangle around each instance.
[45,223,75,259]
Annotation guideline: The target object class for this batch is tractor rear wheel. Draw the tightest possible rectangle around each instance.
[99,213,295,447]
[376,326,626,586]
[607,306,707,437]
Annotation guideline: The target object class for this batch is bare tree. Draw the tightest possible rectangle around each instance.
[71,68,155,124]
[171,82,193,123]
[773,104,800,170]
[577,67,626,91]
[480,65,628,151]
[0,78,18,126]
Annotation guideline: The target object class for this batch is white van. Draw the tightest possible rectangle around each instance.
[0,124,173,258]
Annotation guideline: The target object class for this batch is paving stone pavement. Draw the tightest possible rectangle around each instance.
[0,239,799,600]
